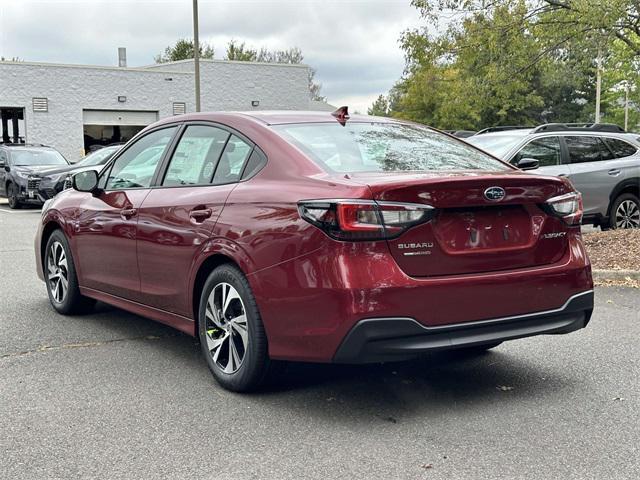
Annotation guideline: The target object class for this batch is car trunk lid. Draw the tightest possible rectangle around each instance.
[348,171,574,277]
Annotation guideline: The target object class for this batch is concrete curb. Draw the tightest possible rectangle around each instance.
[592,269,640,281]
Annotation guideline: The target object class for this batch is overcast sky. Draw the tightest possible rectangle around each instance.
[0,0,424,112]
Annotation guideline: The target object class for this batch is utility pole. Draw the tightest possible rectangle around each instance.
[595,45,602,123]
[192,0,201,112]
[624,81,629,131]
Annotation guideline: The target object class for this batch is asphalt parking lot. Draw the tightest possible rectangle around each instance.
[1,201,638,480]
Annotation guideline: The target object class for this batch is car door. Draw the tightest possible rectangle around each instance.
[601,136,640,185]
[0,149,8,196]
[73,126,178,301]
[562,135,622,216]
[136,124,255,317]
[508,136,569,177]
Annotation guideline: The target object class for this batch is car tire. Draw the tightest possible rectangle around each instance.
[198,264,273,392]
[609,193,640,229]
[7,182,21,209]
[44,229,96,314]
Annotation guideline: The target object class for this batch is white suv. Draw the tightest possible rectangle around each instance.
[467,123,640,229]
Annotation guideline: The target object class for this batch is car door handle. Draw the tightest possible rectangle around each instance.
[120,208,137,219]
[558,173,568,177]
[608,169,621,176]
[189,208,212,222]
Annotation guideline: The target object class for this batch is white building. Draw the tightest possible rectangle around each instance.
[0,56,316,160]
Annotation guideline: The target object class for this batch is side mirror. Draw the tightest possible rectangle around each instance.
[72,170,100,193]
[516,157,539,170]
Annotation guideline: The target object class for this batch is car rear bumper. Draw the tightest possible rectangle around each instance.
[250,230,593,363]
[333,290,593,363]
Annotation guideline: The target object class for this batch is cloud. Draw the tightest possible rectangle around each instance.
[0,0,422,112]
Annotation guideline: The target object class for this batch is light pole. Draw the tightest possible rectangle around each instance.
[192,0,201,112]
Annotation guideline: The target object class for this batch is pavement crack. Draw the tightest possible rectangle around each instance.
[0,333,180,360]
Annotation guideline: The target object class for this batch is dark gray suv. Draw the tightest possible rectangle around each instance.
[468,123,640,229]
[0,143,69,209]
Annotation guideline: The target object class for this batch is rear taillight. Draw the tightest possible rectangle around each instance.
[544,192,583,225]
[298,200,435,241]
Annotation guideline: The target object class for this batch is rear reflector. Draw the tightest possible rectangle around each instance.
[544,192,583,225]
[298,200,435,241]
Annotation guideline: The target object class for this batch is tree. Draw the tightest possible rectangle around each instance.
[155,38,214,63]
[368,95,390,116]
[376,1,622,129]
[224,40,257,62]
[224,41,324,100]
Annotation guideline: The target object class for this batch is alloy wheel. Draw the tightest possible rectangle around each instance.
[204,283,249,374]
[615,199,640,229]
[47,241,69,303]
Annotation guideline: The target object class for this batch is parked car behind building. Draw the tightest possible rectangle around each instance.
[467,123,640,229]
[0,143,69,208]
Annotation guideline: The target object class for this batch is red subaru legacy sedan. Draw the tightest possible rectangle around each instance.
[35,110,593,391]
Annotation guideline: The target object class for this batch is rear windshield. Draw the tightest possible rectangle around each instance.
[273,122,510,173]
[466,134,524,158]
[10,149,67,166]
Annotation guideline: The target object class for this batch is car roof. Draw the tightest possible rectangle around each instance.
[0,143,54,149]
[159,110,403,127]
[471,129,635,140]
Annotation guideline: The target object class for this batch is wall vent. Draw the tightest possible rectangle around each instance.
[173,102,186,115]
[32,97,48,112]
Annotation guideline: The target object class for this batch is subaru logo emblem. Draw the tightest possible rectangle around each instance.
[484,186,506,201]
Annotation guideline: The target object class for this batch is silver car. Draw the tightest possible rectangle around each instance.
[467,123,640,229]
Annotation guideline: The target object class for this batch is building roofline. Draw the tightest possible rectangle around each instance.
[0,60,193,74]
[140,58,309,69]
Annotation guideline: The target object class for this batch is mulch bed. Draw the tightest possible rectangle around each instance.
[583,229,640,288]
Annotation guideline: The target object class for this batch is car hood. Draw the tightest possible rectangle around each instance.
[39,164,103,178]
[12,164,70,176]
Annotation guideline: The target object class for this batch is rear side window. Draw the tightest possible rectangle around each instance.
[564,136,614,164]
[162,125,229,186]
[212,135,252,184]
[513,137,561,167]
[274,123,510,173]
[241,148,267,180]
[603,138,637,158]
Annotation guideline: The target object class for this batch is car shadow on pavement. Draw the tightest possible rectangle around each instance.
[44,301,576,423]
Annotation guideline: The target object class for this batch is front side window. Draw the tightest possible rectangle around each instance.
[512,137,561,167]
[565,136,614,164]
[163,125,229,186]
[105,127,177,190]
[275,123,511,173]
[212,135,252,184]
[603,138,638,158]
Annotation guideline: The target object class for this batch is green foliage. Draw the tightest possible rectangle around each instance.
[155,38,214,63]
[224,40,258,62]
[225,41,324,101]
[375,1,640,130]
[368,95,390,116]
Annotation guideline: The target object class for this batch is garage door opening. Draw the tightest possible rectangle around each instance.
[1,107,25,144]
[82,109,158,153]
